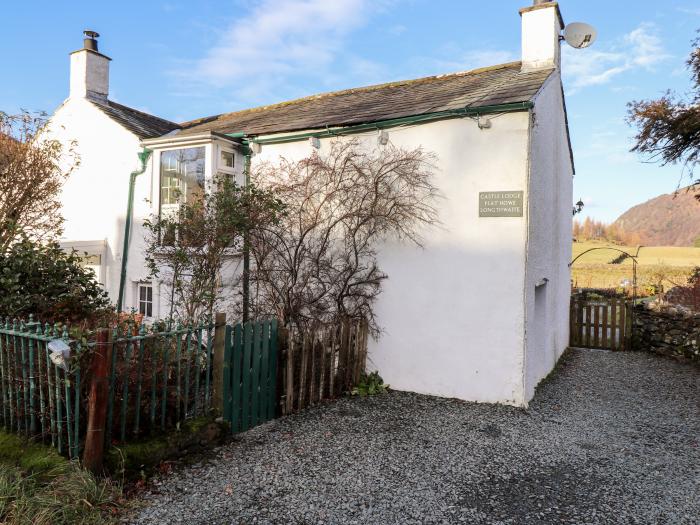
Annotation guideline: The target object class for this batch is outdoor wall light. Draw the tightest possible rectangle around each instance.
[572,198,584,216]
[250,142,262,154]
[378,130,389,145]
[477,116,492,129]
[309,136,321,149]
[48,339,71,371]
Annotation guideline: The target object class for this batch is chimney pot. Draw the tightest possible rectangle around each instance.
[83,30,99,52]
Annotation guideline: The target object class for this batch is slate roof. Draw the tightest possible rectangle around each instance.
[177,62,554,137]
[88,97,180,139]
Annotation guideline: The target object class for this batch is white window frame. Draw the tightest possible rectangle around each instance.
[142,136,243,213]
[217,145,236,174]
[137,282,154,319]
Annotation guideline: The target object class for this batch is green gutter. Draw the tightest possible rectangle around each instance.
[116,148,152,313]
[227,101,533,146]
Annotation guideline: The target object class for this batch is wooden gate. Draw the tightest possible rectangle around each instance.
[570,296,633,350]
[222,319,279,433]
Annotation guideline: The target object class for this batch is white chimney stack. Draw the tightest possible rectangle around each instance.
[520,1,564,70]
[69,30,111,100]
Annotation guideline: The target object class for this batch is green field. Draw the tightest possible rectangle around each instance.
[571,241,700,291]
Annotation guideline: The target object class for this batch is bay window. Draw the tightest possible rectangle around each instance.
[159,147,206,214]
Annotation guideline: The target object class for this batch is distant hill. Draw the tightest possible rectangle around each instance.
[613,187,700,247]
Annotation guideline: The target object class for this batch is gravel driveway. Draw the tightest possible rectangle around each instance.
[131,349,699,524]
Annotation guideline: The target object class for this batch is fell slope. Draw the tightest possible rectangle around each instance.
[614,188,700,246]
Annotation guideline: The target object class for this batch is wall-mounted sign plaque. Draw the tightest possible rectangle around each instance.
[479,191,524,217]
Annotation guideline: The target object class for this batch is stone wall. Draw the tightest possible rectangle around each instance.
[632,304,700,362]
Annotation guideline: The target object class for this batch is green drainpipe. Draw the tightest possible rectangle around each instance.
[241,143,252,322]
[116,148,152,313]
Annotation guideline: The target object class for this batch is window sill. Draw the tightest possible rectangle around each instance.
[149,246,243,258]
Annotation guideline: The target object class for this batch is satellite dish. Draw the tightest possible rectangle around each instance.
[563,22,597,49]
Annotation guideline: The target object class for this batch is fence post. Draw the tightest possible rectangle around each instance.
[625,302,634,351]
[83,328,111,473]
[211,312,227,415]
[276,326,288,417]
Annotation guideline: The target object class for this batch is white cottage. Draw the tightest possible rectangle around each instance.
[49,1,574,406]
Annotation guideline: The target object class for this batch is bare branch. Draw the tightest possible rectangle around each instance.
[0,111,79,252]
[249,138,440,335]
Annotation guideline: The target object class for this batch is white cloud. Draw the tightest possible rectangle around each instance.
[173,0,375,103]
[563,23,670,94]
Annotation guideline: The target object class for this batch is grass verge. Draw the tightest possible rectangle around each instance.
[0,431,120,524]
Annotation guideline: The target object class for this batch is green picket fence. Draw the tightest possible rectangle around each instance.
[103,319,216,445]
[223,319,279,433]
[0,316,83,459]
[0,316,216,459]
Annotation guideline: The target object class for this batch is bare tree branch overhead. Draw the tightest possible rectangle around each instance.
[628,33,700,198]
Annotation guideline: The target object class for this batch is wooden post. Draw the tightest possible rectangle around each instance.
[83,329,112,474]
[625,302,633,351]
[569,297,575,347]
[285,333,294,415]
[211,313,227,415]
[275,326,288,417]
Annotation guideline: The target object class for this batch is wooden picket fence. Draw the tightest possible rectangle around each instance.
[281,318,369,415]
[570,296,633,350]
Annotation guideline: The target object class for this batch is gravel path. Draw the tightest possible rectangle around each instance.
[130,349,699,524]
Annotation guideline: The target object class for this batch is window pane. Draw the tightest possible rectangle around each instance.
[221,149,234,168]
[160,147,205,209]
[138,284,153,317]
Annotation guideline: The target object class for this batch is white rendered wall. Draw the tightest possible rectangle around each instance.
[523,73,573,401]
[253,113,531,405]
[47,97,143,309]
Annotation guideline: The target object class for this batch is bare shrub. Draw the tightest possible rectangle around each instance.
[249,138,440,334]
[0,111,79,253]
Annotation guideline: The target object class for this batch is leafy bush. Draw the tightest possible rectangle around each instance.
[0,238,111,323]
[352,371,389,397]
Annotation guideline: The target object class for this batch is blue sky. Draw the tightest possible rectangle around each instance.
[3,0,699,222]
